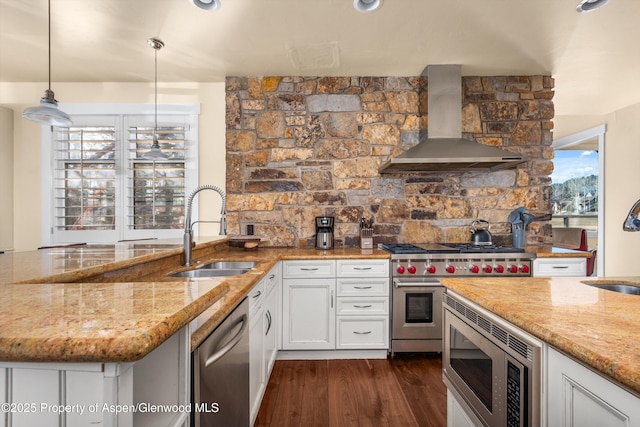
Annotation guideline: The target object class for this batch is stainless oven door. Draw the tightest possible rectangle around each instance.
[443,306,505,426]
[392,278,443,340]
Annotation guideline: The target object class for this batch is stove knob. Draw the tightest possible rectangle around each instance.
[470,265,480,274]
[495,265,505,273]
[509,265,518,274]
[484,265,493,273]
[397,266,405,274]
[427,265,437,274]
[446,265,456,274]
[520,265,530,274]
[408,265,417,274]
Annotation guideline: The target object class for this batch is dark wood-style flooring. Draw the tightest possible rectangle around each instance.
[255,353,447,427]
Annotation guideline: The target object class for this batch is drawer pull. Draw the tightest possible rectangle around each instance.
[354,286,372,289]
[354,304,372,308]
[268,274,276,279]
[551,266,569,269]
[353,267,372,270]
[300,267,319,271]
[353,331,372,335]
[252,290,262,299]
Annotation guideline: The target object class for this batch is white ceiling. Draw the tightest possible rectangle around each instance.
[1,0,638,117]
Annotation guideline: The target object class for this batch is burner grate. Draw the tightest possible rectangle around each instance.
[378,243,428,254]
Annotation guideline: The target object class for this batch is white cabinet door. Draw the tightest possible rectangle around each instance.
[282,277,336,350]
[263,281,278,378]
[547,346,640,427]
[447,389,483,427]
[249,303,264,425]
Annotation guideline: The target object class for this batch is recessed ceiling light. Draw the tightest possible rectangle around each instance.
[576,0,610,13]
[191,0,221,11]
[353,0,383,13]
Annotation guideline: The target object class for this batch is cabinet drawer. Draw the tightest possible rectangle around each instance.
[533,258,587,277]
[336,317,389,349]
[336,297,388,316]
[336,259,389,278]
[249,280,265,317]
[283,260,335,278]
[263,264,281,294]
[337,278,389,296]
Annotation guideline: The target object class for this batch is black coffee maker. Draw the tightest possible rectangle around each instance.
[315,216,334,250]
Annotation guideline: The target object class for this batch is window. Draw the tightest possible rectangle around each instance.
[42,104,199,244]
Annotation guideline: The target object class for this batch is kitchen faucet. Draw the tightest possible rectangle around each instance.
[623,198,640,232]
[183,185,226,266]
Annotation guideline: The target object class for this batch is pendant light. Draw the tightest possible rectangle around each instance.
[353,0,383,13]
[22,0,72,127]
[576,0,610,13]
[143,37,168,160]
[190,0,221,11]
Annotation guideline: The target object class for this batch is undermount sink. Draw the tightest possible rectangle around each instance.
[166,260,259,278]
[200,261,259,270]
[168,268,251,278]
[583,282,640,295]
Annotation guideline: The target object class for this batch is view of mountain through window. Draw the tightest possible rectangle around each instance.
[551,149,598,230]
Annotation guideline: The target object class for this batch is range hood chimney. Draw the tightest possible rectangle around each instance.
[379,65,528,174]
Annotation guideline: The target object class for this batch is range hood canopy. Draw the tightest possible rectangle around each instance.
[379,65,529,174]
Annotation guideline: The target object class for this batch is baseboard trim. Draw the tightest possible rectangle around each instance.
[276,349,388,360]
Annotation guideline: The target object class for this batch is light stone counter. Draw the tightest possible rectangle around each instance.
[0,238,389,363]
[440,275,640,395]
[530,245,591,258]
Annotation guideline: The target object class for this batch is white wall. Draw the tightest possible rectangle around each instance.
[601,102,640,275]
[0,82,226,252]
[0,107,14,251]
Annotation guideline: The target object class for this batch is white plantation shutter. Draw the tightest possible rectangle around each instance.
[45,105,199,244]
[126,117,187,233]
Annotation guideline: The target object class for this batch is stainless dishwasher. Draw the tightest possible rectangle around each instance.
[193,297,249,426]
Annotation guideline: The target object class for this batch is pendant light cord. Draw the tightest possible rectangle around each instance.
[154,42,158,143]
[48,0,51,91]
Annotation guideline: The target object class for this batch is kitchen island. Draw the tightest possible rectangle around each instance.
[0,238,389,427]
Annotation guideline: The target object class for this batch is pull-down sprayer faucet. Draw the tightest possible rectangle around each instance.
[183,185,226,266]
[623,199,640,232]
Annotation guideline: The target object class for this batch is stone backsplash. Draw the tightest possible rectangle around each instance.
[225,75,554,248]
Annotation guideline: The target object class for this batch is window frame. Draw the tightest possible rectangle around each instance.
[41,103,200,245]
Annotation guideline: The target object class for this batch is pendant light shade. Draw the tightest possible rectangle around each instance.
[143,37,168,161]
[576,0,610,13]
[22,0,72,127]
[190,0,221,11]
[353,0,383,13]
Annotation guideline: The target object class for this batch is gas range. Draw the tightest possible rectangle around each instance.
[379,243,535,277]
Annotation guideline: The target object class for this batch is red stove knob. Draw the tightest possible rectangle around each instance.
[408,265,417,274]
[427,265,437,274]
[470,265,480,274]
[446,265,456,274]
[495,265,505,273]
[509,265,518,274]
[484,265,493,273]
[520,265,530,274]
[397,266,405,274]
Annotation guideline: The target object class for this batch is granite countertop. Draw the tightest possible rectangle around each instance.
[531,245,592,258]
[440,276,640,395]
[0,238,389,363]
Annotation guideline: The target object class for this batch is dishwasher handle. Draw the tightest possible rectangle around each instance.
[204,314,248,368]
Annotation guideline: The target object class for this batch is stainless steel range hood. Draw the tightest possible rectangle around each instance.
[379,65,528,174]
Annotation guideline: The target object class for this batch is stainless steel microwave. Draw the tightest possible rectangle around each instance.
[442,293,542,427]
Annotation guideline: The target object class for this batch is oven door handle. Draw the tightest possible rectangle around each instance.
[393,279,442,288]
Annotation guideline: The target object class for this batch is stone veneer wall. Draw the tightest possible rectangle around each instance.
[225,76,554,248]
